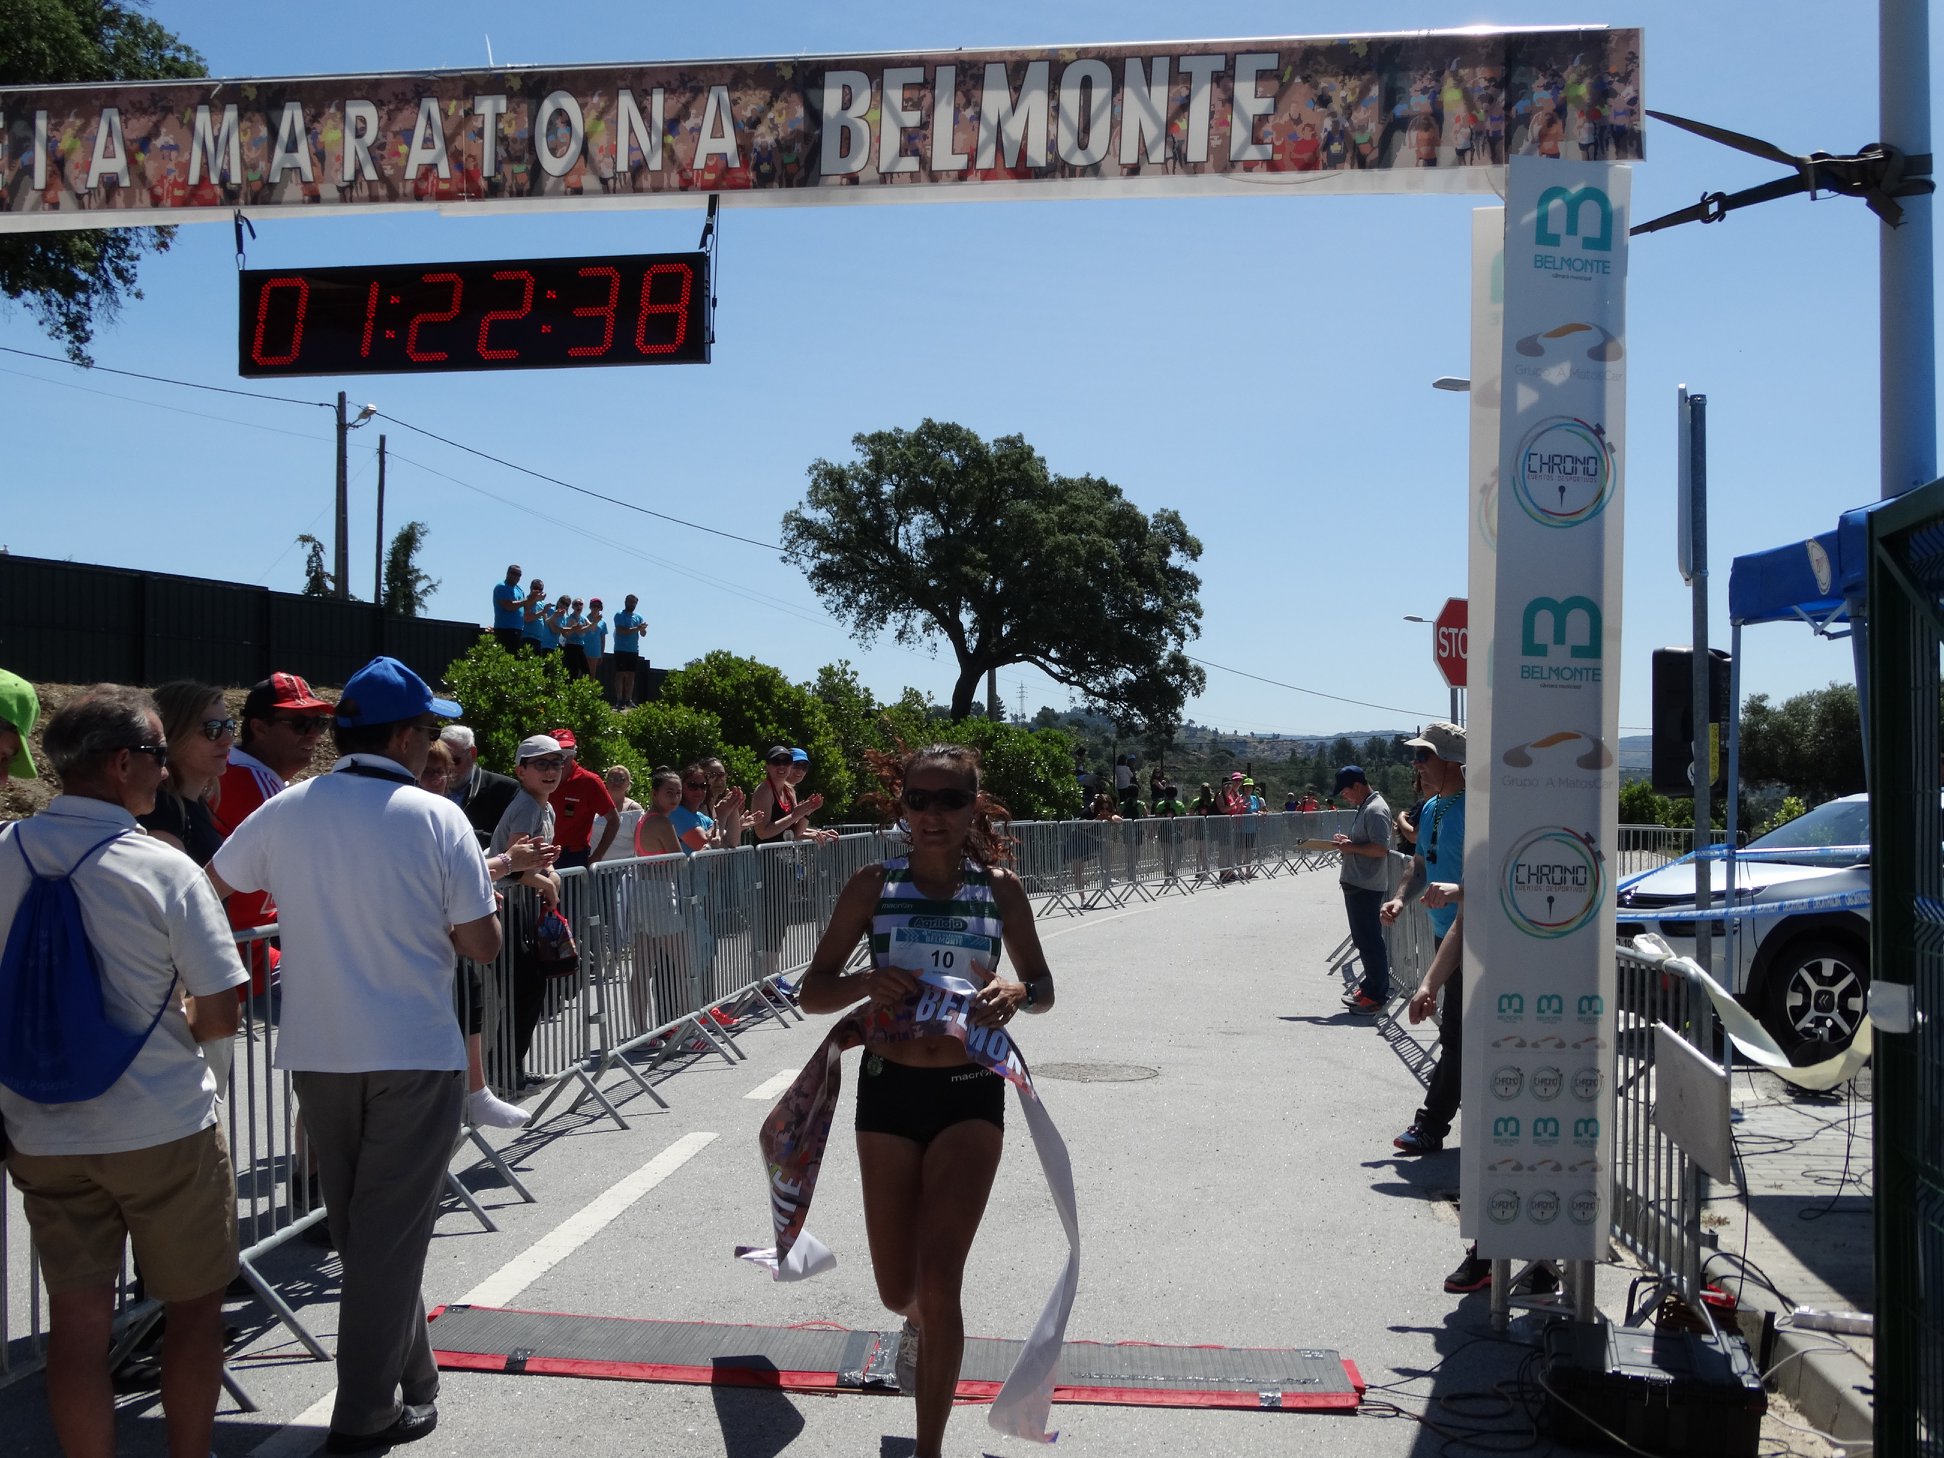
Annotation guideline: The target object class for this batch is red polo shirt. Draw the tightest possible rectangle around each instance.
[549,763,617,853]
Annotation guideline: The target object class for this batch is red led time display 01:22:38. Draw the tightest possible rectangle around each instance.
[238,251,712,378]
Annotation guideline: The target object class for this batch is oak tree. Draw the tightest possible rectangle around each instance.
[782,420,1206,728]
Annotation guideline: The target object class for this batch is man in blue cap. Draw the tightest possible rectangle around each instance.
[210,657,501,1453]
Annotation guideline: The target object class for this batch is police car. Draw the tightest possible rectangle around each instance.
[1615,794,1872,1064]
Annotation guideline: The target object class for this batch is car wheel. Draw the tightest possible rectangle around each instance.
[1756,934,1870,1064]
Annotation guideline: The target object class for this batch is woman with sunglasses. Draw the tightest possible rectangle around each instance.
[659,761,746,854]
[137,681,234,864]
[798,744,1055,1458]
[489,736,570,1091]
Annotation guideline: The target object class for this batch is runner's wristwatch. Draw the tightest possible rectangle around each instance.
[1023,979,1040,1008]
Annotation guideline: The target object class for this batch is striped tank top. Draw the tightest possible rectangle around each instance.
[870,857,1005,984]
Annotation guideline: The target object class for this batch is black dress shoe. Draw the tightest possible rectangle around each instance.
[324,1402,438,1453]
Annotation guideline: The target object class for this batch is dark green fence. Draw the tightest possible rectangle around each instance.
[1867,477,1944,1458]
[0,554,486,689]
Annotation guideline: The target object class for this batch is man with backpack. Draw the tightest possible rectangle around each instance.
[208,656,501,1453]
[1,686,247,1458]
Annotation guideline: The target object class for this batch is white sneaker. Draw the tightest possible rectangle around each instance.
[464,1087,531,1129]
[894,1319,920,1394]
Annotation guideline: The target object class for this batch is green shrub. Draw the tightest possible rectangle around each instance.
[617,700,745,781]
[1754,795,1810,838]
[659,650,850,809]
[441,636,634,777]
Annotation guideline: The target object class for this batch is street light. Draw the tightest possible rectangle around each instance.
[1431,376,1471,392]
[335,395,378,600]
[1403,614,1463,724]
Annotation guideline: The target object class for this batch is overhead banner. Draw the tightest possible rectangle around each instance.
[0,28,1641,231]
[1466,157,1628,1261]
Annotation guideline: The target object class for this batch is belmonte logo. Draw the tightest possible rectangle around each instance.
[1535,185,1614,250]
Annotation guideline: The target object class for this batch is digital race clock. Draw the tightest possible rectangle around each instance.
[238,251,711,378]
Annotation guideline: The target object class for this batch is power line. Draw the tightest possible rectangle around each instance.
[0,343,332,409]
[373,410,784,553]
[1187,654,1447,722]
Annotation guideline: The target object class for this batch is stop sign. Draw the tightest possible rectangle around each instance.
[1433,597,1467,688]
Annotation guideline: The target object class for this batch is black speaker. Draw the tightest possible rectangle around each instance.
[1651,647,1731,794]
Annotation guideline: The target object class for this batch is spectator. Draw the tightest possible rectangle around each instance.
[785,748,838,844]
[1395,760,1427,858]
[490,564,525,653]
[137,681,234,865]
[1381,721,1467,1157]
[662,760,746,853]
[1283,790,1299,813]
[583,599,608,686]
[440,725,519,849]
[560,599,590,679]
[420,739,546,1130]
[0,668,39,790]
[1068,790,1122,902]
[546,728,618,868]
[538,594,572,657]
[490,737,567,917]
[593,765,644,862]
[4,687,246,1458]
[1332,766,1394,1015]
[1151,779,1186,880]
[520,577,550,651]
[1297,787,1321,813]
[609,594,646,708]
[214,671,332,953]
[751,745,821,843]
[209,656,503,1453]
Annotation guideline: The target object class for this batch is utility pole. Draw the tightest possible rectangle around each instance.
[1882,0,1935,499]
[334,391,350,599]
[373,434,387,608]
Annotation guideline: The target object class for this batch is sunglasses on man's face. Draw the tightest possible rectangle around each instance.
[277,717,330,736]
[125,743,169,767]
[524,757,567,771]
[901,786,974,813]
[199,717,238,741]
[1413,748,1436,762]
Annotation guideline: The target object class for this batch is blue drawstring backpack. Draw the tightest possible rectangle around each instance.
[0,826,171,1104]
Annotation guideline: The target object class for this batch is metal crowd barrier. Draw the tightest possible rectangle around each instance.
[1609,940,1711,1318]
[4,813,1348,1388]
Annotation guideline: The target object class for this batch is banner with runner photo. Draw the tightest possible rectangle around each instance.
[0,27,1641,230]
[1466,157,1629,1262]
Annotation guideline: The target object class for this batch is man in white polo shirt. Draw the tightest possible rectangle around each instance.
[2,686,246,1458]
[210,656,501,1454]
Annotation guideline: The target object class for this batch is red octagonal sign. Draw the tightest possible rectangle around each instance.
[1433,597,1468,689]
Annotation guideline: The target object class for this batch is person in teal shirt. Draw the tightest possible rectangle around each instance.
[491,565,525,653]
[610,593,646,707]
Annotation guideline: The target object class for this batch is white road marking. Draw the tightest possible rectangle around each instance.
[460,1130,718,1308]
[744,1070,798,1101]
[248,1129,718,1455]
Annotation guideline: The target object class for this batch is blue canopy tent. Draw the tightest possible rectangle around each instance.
[1716,502,1883,982]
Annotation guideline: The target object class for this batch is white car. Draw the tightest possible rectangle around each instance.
[1614,794,1872,1063]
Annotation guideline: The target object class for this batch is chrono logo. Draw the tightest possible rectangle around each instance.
[1572,1067,1604,1102]
[1500,826,1605,940]
[1527,1188,1561,1225]
[1486,1188,1523,1225]
[1491,1065,1524,1100]
[1515,320,1623,362]
[1568,1190,1602,1226]
[1530,1065,1564,1101]
[1512,416,1616,529]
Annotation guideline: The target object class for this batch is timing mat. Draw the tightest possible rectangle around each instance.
[428,1304,1363,1411]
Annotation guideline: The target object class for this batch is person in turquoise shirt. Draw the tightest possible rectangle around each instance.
[491,565,525,653]
[610,594,646,707]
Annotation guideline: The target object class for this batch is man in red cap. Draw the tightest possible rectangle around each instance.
[545,728,617,869]
[213,672,333,944]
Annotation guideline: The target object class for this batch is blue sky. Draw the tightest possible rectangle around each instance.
[2,1,1931,738]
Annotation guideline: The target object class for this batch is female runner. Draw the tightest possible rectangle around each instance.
[797,744,1056,1458]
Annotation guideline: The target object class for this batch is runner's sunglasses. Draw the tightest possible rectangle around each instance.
[901,787,974,813]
